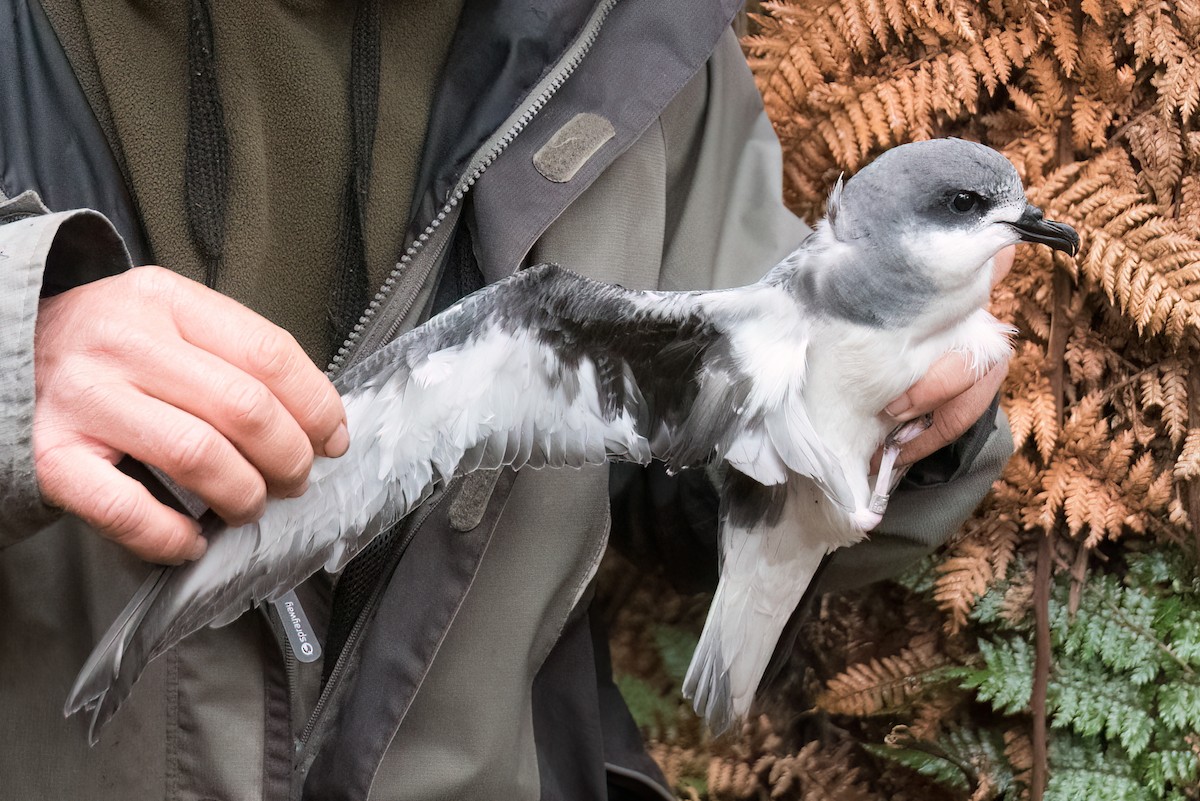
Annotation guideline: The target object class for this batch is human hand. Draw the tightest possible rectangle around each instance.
[877,245,1014,468]
[33,266,348,564]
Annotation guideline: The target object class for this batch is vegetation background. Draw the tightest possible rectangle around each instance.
[601,1,1200,798]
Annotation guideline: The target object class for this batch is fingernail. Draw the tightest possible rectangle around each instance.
[323,422,350,458]
[186,533,207,561]
[287,479,310,499]
[886,395,912,419]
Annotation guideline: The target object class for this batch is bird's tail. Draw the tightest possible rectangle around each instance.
[682,476,836,733]
[683,556,826,734]
[64,566,170,744]
[682,579,749,735]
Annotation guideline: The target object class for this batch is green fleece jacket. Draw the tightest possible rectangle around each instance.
[42,0,462,362]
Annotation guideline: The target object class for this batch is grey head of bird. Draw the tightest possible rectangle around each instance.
[819,138,1079,331]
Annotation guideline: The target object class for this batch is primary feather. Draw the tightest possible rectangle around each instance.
[66,139,1077,740]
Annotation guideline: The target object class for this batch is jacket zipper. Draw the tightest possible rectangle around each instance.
[293,0,619,773]
[327,0,620,377]
[295,486,449,749]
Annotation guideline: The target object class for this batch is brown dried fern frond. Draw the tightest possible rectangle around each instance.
[1004,341,1059,462]
[1177,429,1200,481]
[770,741,883,801]
[934,515,1021,631]
[1049,149,1200,344]
[815,633,955,716]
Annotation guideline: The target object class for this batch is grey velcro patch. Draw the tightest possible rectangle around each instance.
[533,113,616,183]
[449,469,504,532]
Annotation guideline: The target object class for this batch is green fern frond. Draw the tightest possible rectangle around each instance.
[961,637,1034,714]
[1156,680,1200,733]
[1047,737,1153,801]
[1051,572,1164,686]
[653,624,699,685]
[1047,658,1156,757]
[1135,731,1200,798]
[863,742,973,793]
[616,674,680,738]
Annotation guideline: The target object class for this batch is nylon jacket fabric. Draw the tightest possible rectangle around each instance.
[0,3,1012,800]
[0,191,131,545]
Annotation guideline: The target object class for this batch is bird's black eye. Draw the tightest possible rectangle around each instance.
[950,191,981,213]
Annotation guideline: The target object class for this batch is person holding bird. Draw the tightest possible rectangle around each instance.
[0,2,1030,800]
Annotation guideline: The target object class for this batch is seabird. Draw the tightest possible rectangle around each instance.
[65,138,1079,739]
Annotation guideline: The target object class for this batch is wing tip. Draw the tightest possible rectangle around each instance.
[63,687,111,747]
[62,566,169,744]
[682,633,741,736]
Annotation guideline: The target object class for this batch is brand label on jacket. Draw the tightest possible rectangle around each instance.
[274,591,322,663]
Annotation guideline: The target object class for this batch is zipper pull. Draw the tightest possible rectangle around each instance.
[273,590,322,663]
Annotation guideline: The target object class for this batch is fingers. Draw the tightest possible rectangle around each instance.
[80,386,269,525]
[208,322,347,457]
[885,352,980,422]
[893,359,1008,467]
[159,272,347,456]
[126,338,316,497]
[38,447,206,564]
[33,266,351,563]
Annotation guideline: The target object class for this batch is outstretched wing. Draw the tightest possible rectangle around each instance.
[66,263,754,737]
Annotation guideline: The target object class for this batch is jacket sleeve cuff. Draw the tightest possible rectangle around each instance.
[816,407,1014,593]
[0,191,133,548]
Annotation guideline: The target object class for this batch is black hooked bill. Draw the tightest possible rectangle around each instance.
[1010,203,1079,255]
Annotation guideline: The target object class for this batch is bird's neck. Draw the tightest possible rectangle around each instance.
[771,228,933,329]
[772,224,994,341]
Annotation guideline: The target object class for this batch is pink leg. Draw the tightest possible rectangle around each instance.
[852,414,933,531]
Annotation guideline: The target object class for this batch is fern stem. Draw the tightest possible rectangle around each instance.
[1067,541,1089,616]
[1035,62,1083,788]
[1031,531,1053,801]
[1045,263,1074,432]
[1188,368,1200,557]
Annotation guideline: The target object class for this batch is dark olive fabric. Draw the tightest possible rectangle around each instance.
[41,0,463,362]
